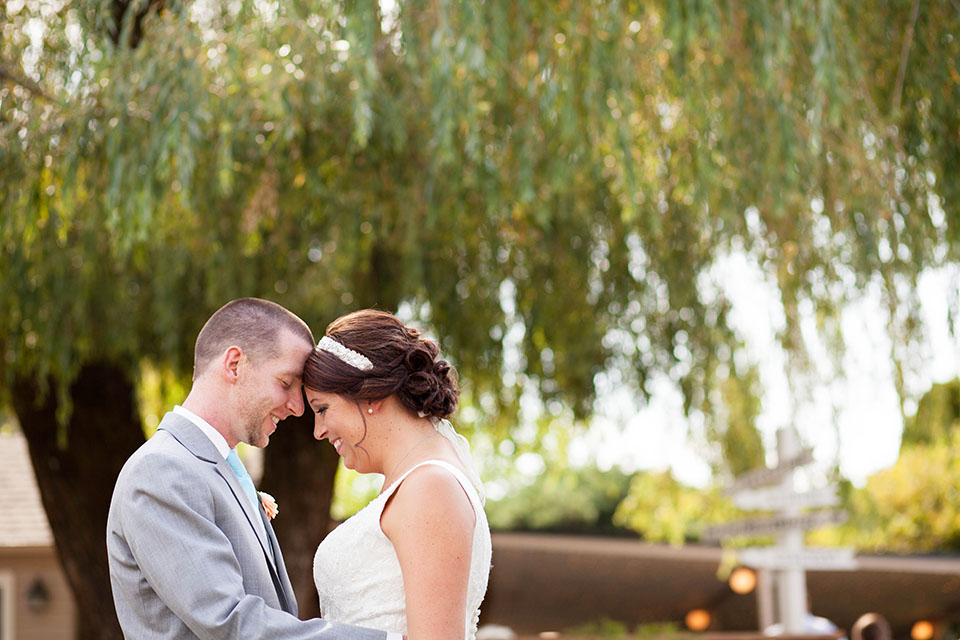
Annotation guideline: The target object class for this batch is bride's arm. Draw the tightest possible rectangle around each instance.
[381,465,477,640]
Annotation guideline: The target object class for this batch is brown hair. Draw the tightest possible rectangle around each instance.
[303,309,459,419]
[193,298,314,380]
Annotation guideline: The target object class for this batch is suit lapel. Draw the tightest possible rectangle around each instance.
[264,516,298,615]
[213,459,273,552]
[158,412,290,609]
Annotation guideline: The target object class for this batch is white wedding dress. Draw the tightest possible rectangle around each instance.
[314,459,492,639]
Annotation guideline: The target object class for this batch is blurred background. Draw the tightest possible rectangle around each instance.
[1,1,959,639]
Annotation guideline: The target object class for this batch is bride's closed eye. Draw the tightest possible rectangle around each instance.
[312,406,327,415]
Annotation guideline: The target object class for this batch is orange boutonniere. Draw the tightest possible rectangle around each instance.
[258,491,279,520]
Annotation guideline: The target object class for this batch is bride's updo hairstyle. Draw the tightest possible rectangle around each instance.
[303,309,459,419]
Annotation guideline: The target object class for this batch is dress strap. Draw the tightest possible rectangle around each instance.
[380,459,485,514]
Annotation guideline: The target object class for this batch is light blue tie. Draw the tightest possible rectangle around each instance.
[225,449,275,565]
[226,449,262,516]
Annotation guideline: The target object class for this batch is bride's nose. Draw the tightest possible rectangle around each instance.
[313,416,327,441]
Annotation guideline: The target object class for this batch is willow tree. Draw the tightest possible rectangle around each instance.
[2,1,957,638]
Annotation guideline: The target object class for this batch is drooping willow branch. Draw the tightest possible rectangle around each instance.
[0,59,51,101]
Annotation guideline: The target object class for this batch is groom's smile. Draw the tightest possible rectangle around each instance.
[232,328,313,448]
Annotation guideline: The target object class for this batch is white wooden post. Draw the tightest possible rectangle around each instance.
[776,427,807,634]
[757,568,776,631]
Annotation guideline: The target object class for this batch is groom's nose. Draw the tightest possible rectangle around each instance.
[285,387,304,416]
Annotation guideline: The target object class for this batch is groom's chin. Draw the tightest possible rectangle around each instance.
[253,422,278,447]
[245,430,270,449]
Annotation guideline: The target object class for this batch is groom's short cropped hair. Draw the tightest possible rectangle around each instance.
[193,298,314,380]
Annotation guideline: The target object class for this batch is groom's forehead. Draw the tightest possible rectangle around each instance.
[257,350,307,378]
[268,328,314,370]
[274,362,305,379]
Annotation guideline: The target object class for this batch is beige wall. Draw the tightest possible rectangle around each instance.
[0,547,76,640]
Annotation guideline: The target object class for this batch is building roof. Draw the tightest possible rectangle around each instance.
[0,431,54,547]
[484,532,960,638]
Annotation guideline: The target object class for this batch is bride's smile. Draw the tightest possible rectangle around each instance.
[306,389,375,472]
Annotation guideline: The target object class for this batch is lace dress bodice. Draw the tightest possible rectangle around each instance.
[314,460,492,639]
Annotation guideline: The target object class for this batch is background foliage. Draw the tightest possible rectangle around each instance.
[4,0,958,435]
[486,464,635,534]
[2,0,959,637]
[809,378,960,552]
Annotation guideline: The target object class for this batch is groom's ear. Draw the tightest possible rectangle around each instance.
[222,346,244,383]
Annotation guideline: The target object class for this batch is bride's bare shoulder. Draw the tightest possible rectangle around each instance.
[381,463,475,537]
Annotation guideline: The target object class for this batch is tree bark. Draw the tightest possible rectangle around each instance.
[12,362,145,640]
[261,402,339,620]
[108,0,166,48]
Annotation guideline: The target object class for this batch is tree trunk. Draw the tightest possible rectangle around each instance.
[12,362,145,640]
[108,0,166,47]
[262,403,339,620]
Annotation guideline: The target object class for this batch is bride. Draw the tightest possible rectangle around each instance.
[303,309,491,640]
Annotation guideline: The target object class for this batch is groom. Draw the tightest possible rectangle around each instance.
[107,298,395,640]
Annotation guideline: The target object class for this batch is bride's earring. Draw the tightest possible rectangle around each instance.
[367,408,373,414]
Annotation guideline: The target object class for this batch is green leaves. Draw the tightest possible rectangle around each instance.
[487,464,636,533]
[1,1,957,458]
[614,471,741,546]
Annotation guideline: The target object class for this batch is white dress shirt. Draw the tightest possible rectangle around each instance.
[173,405,231,459]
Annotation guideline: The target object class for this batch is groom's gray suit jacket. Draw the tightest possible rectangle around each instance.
[107,411,385,640]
